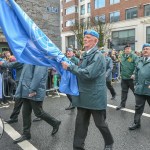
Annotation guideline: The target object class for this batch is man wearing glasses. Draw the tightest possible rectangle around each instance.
[129,43,150,130]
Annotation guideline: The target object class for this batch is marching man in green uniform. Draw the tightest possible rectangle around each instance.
[129,43,150,130]
[62,30,114,150]
[116,44,137,110]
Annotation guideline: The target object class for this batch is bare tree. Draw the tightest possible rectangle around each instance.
[90,17,112,48]
[70,21,86,50]
[71,17,112,49]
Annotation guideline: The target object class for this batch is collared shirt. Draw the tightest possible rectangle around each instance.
[86,48,93,53]
[86,43,97,53]
[144,57,150,61]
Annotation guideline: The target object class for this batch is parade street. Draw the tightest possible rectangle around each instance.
[0,82,150,150]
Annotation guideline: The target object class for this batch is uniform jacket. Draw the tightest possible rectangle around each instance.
[105,56,113,81]
[68,46,107,110]
[15,64,48,101]
[134,57,150,96]
[120,52,137,79]
[70,56,79,65]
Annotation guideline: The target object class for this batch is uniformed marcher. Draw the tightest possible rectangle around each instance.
[13,64,61,144]
[116,44,137,110]
[101,50,116,100]
[65,48,79,110]
[62,30,114,150]
[129,43,150,130]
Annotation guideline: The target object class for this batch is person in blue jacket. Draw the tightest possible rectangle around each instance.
[129,44,150,130]
[13,64,61,144]
[101,50,116,100]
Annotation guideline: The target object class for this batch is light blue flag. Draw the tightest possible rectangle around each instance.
[0,0,79,95]
[0,73,2,99]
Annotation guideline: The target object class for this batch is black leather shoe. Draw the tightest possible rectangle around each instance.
[104,144,113,150]
[5,119,18,124]
[32,117,42,122]
[51,121,61,136]
[13,135,31,144]
[111,95,116,100]
[65,105,75,110]
[128,123,141,130]
[116,105,125,110]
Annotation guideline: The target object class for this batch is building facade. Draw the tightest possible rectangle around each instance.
[0,0,61,53]
[61,0,150,52]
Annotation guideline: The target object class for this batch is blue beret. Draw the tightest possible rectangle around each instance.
[101,50,106,53]
[84,30,99,39]
[142,43,150,49]
[66,48,73,51]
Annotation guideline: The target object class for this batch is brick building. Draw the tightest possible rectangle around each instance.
[0,0,61,53]
[61,0,150,52]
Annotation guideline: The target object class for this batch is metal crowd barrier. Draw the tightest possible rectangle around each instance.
[1,68,61,99]
[46,70,60,97]
[2,71,16,99]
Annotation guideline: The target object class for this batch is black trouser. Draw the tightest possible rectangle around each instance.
[66,94,72,103]
[22,98,59,136]
[120,79,134,107]
[10,98,23,120]
[134,94,150,124]
[106,81,116,97]
[73,108,114,150]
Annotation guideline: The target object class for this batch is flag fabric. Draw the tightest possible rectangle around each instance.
[0,73,2,99]
[0,0,79,95]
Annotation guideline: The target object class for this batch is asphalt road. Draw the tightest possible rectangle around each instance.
[0,82,150,150]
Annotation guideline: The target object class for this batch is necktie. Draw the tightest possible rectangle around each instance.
[125,54,128,58]
[144,57,148,62]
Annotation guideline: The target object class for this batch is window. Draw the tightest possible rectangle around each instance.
[65,19,75,27]
[95,0,105,9]
[126,7,138,20]
[65,0,71,3]
[146,26,150,43]
[80,18,85,25]
[112,29,135,50]
[110,11,120,22]
[110,0,120,5]
[87,17,91,22]
[144,4,150,16]
[67,35,75,48]
[65,6,77,15]
[80,5,85,15]
[94,14,106,23]
[87,3,91,13]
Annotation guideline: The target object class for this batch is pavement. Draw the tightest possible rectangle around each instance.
[0,82,150,150]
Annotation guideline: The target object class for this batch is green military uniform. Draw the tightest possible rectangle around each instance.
[117,52,137,108]
[69,47,107,110]
[120,52,137,79]
[133,57,150,125]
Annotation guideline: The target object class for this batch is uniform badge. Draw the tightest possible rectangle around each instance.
[127,57,132,62]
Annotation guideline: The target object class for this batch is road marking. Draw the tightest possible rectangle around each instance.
[59,93,66,96]
[3,122,38,150]
[107,104,150,118]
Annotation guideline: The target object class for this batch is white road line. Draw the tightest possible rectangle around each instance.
[4,123,38,150]
[59,93,66,96]
[107,104,150,118]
